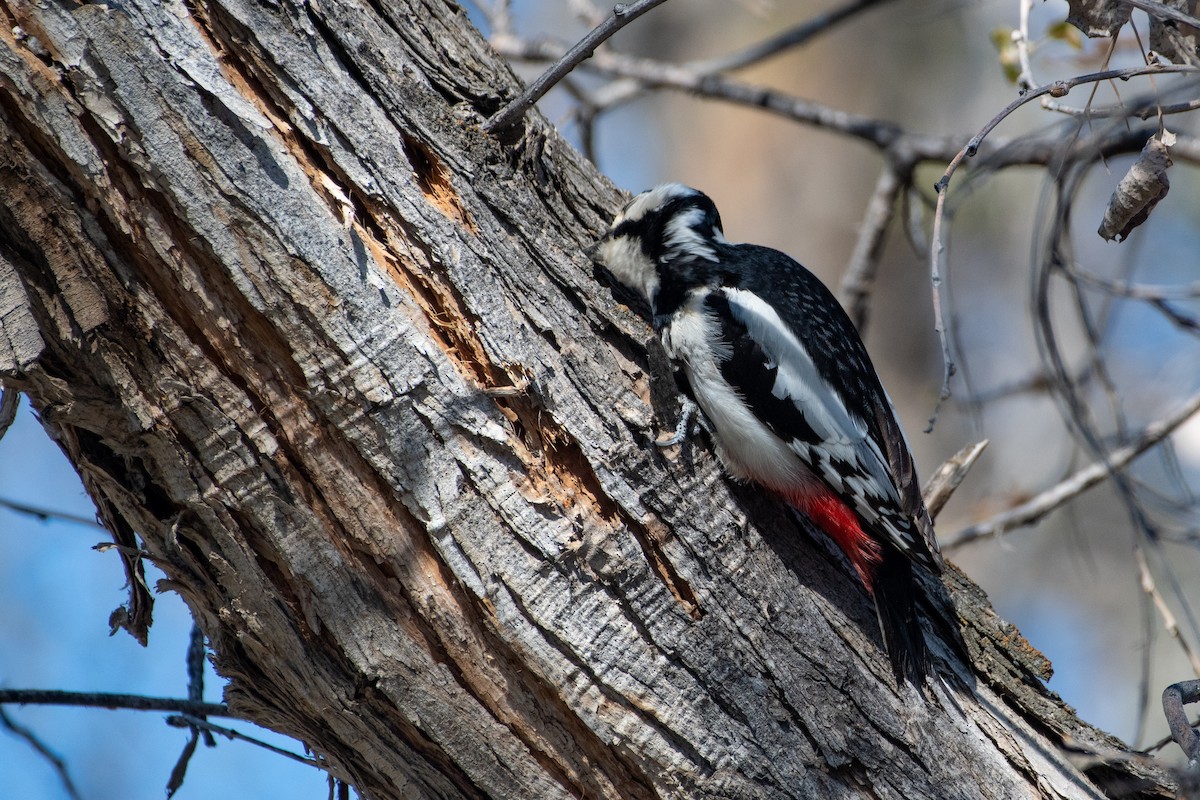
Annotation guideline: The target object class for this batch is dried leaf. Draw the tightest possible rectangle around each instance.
[1149,0,1200,64]
[1099,131,1176,242]
[1066,0,1131,37]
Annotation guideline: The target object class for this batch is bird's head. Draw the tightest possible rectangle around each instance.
[587,183,725,310]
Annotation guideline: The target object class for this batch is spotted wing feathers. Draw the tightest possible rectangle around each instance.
[708,271,940,572]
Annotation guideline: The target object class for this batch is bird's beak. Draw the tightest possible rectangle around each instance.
[583,239,603,262]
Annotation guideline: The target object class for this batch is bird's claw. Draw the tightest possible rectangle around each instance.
[655,399,700,447]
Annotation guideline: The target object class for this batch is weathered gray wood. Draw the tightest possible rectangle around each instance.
[0,1,1174,797]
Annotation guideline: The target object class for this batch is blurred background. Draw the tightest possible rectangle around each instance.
[4,0,1200,796]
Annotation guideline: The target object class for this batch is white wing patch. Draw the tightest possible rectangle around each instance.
[717,288,920,555]
[721,288,870,448]
[662,289,822,496]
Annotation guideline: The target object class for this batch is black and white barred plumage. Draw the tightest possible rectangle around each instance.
[589,183,944,683]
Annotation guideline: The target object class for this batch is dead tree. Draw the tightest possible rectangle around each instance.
[0,1,1178,797]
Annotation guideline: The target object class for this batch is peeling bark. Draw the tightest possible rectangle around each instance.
[0,1,1177,798]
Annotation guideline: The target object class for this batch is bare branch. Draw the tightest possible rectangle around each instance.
[1014,0,1036,93]
[1124,0,1200,29]
[687,0,894,74]
[840,164,903,333]
[485,0,672,134]
[0,689,231,718]
[923,439,989,521]
[933,64,1199,196]
[167,714,324,768]
[964,370,1057,406]
[0,495,103,529]
[1150,297,1200,333]
[924,63,1198,429]
[943,389,1200,550]
[1044,95,1200,119]
[494,35,932,151]
[186,624,216,747]
[1137,548,1200,677]
[1067,266,1200,300]
[165,728,200,799]
[925,181,956,433]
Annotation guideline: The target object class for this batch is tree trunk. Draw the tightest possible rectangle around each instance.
[0,1,1175,797]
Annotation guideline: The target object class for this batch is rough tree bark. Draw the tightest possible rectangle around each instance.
[0,1,1177,798]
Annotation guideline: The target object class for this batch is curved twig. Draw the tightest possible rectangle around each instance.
[924,63,1199,428]
[1162,679,1200,764]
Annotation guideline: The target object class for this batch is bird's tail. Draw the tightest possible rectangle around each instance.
[871,551,931,686]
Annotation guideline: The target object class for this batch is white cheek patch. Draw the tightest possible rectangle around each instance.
[594,236,659,305]
[593,183,713,309]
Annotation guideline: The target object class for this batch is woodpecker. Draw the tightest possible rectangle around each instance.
[588,183,943,684]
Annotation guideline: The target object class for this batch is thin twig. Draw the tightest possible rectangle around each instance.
[0,707,82,800]
[943,389,1200,549]
[1145,710,1200,754]
[1150,297,1200,333]
[964,370,1056,406]
[168,714,324,768]
[1014,0,1035,93]
[0,495,104,529]
[0,689,231,717]
[186,623,216,747]
[1137,548,1200,676]
[1044,96,1200,119]
[485,0,672,134]
[1144,539,1200,676]
[1066,266,1200,300]
[925,177,956,432]
[1135,573,1157,747]
[687,0,893,74]
[166,728,200,799]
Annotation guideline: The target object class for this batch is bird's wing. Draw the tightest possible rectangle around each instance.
[710,286,938,569]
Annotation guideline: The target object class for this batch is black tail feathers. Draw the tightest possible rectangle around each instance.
[872,552,931,686]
